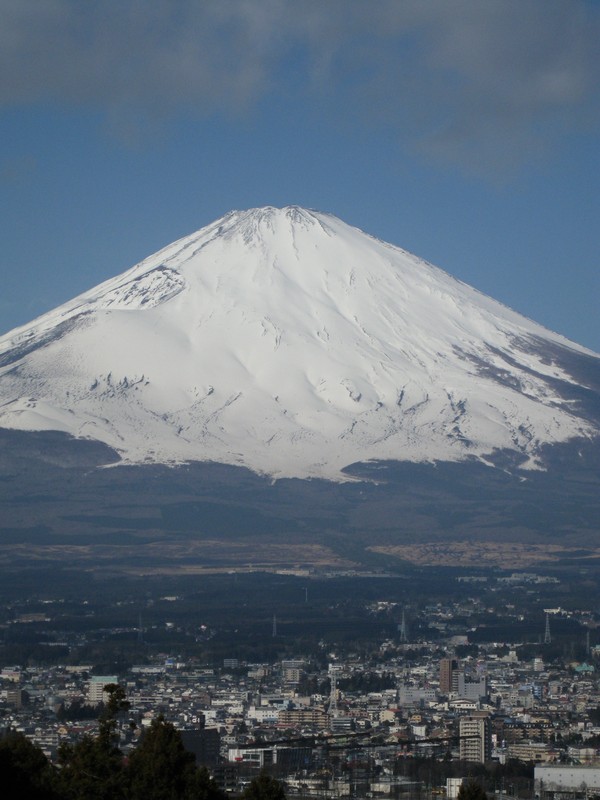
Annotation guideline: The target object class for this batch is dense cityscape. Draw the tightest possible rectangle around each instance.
[3,566,600,798]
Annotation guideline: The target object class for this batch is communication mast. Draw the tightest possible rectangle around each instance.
[544,613,551,644]
[399,609,408,643]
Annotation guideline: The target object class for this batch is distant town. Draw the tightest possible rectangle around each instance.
[2,564,600,798]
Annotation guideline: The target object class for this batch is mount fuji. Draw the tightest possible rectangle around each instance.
[1,206,600,570]
[1,206,599,481]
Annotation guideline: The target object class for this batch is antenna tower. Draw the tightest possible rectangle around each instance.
[544,613,551,644]
[399,609,408,643]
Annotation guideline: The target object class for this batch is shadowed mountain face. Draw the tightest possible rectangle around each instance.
[0,207,599,569]
[0,427,599,571]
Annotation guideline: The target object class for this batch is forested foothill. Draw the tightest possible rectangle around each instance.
[0,566,597,669]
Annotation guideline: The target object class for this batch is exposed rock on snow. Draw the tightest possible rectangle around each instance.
[0,206,598,479]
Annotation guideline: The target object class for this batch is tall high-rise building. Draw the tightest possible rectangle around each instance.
[439,658,457,694]
[328,664,339,718]
[459,714,491,763]
[87,675,118,706]
[180,717,221,768]
[282,659,305,686]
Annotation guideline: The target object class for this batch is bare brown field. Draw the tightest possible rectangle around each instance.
[0,539,357,575]
[368,541,600,568]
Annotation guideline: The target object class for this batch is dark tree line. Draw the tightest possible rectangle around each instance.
[0,718,223,800]
[0,684,286,800]
[337,671,397,693]
[298,670,397,697]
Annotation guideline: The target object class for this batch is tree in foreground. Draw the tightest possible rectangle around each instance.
[0,730,59,800]
[57,684,127,800]
[241,770,287,800]
[457,780,488,800]
[127,715,224,800]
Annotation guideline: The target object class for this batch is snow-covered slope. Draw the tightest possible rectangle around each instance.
[0,206,598,479]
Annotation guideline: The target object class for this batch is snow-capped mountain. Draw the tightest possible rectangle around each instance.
[0,206,598,480]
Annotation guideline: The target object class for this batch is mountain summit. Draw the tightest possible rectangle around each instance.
[0,206,598,479]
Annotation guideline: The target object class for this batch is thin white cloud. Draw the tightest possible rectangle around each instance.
[0,0,598,171]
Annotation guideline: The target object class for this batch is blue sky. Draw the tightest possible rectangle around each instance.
[1,0,599,351]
